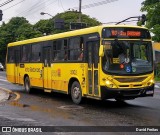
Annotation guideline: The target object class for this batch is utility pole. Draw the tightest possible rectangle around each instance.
[0,9,3,21]
[79,0,82,22]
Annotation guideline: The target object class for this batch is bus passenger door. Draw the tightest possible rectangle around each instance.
[43,47,51,89]
[87,41,99,97]
[14,50,20,83]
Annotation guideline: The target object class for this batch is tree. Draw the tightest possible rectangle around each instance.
[0,12,101,64]
[34,11,101,35]
[141,0,160,42]
[16,23,42,40]
[34,19,54,35]
[53,11,101,31]
[0,17,41,63]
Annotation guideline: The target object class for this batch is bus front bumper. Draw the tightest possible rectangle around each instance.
[101,84,154,100]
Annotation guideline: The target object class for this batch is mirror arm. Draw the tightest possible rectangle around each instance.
[99,45,104,57]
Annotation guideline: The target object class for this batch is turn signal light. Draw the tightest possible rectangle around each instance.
[120,64,124,69]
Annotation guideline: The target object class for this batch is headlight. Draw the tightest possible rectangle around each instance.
[105,79,116,88]
[150,79,154,83]
[147,78,154,86]
[106,80,110,85]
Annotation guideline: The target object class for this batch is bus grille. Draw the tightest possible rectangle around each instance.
[120,90,141,96]
[114,77,146,83]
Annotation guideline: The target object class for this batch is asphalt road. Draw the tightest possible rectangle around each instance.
[0,71,160,134]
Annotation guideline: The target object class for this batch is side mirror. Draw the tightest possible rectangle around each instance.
[99,45,104,57]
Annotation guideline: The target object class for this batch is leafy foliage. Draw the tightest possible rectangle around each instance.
[0,17,42,63]
[141,0,160,41]
[55,11,101,27]
[34,19,54,35]
[0,12,101,64]
[34,11,101,35]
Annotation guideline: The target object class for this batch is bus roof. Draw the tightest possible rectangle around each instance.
[8,25,148,47]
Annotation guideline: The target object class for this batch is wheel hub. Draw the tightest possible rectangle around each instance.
[73,87,80,99]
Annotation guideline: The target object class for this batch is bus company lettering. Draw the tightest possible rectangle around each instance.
[25,67,41,72]
[52,69,61,77]
[52,70,57,77]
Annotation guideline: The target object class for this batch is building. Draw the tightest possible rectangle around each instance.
[153,42,160,63]
[153,42,160,77]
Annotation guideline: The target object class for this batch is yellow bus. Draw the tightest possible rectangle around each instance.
[6,25,154,104]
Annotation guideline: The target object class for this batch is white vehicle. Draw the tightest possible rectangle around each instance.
[0,63,4,71]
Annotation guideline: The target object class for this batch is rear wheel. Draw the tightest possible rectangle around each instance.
[71,81,82,104]
[24,76,32,93]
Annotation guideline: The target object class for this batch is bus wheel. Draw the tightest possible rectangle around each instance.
[24,76,31,93]
[71,81,82,104]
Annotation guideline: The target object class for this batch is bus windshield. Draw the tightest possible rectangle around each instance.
[102,40,153,75]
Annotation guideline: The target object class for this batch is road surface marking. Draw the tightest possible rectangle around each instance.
[0,79,8,82]
[6,117,36,122]
[13,92,21,101]
[0,114,35,122]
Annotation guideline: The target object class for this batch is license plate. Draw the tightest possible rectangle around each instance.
[146,90,154,94]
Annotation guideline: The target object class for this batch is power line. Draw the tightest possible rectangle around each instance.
[103,20,139,24]
[73,0,118,10]
[3,0,50,21]
[3,0,119,24]
[3,0,26,11]
[58,0,65,11]
[23,0,58,18]
[16,0,49,16]
[0,0,14,7]
[3,0,58,22]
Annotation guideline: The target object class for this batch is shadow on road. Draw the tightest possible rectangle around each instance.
[13,88,150,111]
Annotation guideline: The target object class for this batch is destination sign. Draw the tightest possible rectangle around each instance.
[111,30,141,37]
[102,27,151,39]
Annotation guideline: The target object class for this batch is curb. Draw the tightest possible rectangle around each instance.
[0,87,20,101]
[0,88,10,103]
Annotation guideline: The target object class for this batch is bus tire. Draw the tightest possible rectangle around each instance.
[24,76,31,93]
[71,81,82,104]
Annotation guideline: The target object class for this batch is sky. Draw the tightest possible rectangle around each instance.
[0,0,145,25]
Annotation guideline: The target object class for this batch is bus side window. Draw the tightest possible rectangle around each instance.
[53,40,64,61]
[8,47,14,63]
[52,41,57,61]
[63,39,68,60]
[78,51,83,60]
[78,37,84,61]
[31,43,41,62]
[69,37,83,61]
[21,45,30,62]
